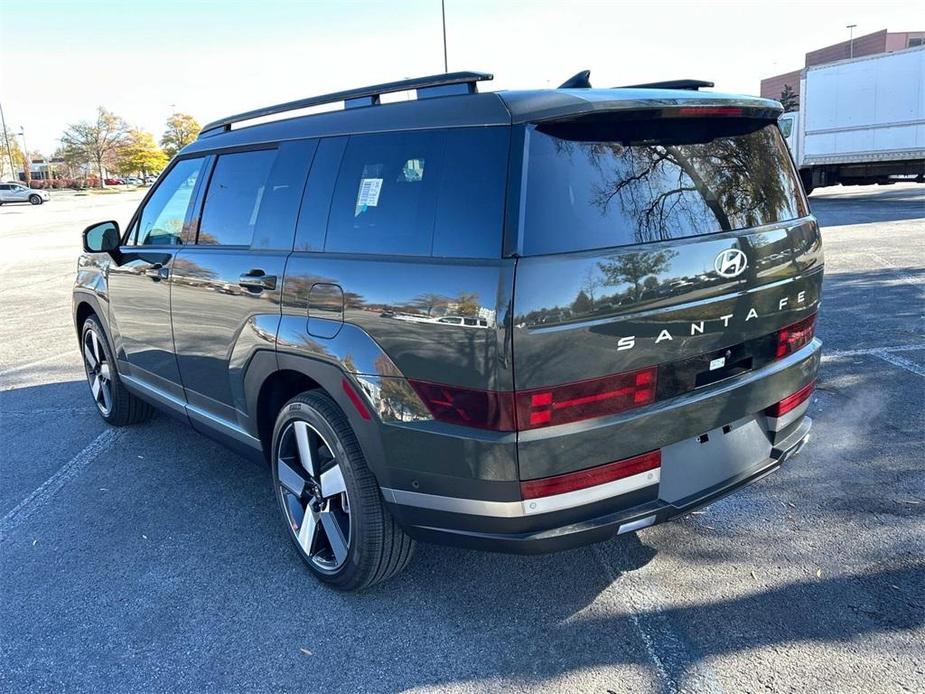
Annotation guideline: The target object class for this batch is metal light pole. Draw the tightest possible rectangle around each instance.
[847,24,857,59]
[441,0,448,73]
[18,127,31,184]
[0,101,14,181]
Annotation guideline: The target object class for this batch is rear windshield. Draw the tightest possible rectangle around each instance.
[521,117,807,255]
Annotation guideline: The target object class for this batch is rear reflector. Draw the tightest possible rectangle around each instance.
[342,378,371,420]
[408,380,515,431]
[765,380,816,417]
[515,367,657,431]
[521,450,661,500]
[776,313,816,358]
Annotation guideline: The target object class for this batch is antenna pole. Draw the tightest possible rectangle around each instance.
[441,0,448,72]
[0,102,14,180]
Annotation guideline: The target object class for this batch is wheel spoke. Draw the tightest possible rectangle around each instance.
[277,458,308,496]
[100,363,111,380]
[91,332,102,364]
[320,463,346,499]
[297,510,319,554]
[320,511,348,565]
[99,381,111,411]
[84,342,98,369]
[90,375,101,399]
[294,421,317,478]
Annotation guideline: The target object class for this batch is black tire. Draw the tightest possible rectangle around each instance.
[80,315,154,426]
[271,390,415,591]
[29,194,42,205]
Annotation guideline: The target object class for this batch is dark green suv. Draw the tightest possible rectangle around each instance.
[73,71,822,590]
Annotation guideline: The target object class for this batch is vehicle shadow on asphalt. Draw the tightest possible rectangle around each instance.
[810,186,925,227]
[816,266,925,353]
[3,371,923,690]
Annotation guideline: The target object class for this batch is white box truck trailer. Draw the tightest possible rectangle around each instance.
[779,46,925,193]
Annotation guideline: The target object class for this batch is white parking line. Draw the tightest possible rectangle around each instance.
[822,344,925,359]
[593,545,724,694]
[0,428,120,542]
[874,351,925,378]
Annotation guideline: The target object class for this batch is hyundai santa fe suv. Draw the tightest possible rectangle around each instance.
[73,71,822,590]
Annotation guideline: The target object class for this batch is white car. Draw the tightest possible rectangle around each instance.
[0,182,50,205]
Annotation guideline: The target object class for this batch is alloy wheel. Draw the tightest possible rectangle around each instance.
[82,328,113,416]
[276,420,351,572]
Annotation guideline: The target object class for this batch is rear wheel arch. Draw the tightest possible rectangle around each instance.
[256,369,323,461]
[253,356,389,486]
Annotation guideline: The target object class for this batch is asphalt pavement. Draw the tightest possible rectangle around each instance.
[0,185,922,693]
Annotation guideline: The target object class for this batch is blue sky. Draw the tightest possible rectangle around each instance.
[1,0,921,154]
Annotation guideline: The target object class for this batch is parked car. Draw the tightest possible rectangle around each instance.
[0,182,50,205]
[143,175,158,185]
[73,71,821,591]
[104,178,124,185]
[123,177,142,185]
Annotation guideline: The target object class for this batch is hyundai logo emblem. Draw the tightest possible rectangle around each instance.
[714,248,748,278]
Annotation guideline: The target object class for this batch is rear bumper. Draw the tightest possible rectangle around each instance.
[385,415,811,554]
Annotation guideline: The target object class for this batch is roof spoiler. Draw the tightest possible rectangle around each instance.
[199,71,494,137]
[616,79,714,91]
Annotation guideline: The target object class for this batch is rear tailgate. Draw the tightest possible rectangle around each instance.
[511,109,822,482]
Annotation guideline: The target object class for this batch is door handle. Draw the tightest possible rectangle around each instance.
[144,264,169,281]
[239,269,277,291]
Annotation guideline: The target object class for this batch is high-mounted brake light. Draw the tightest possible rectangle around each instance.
[776,313,816,358]
[521,450,661,500]
[670,106,744,117]
[515,367,657,431]
[765,380,816,417]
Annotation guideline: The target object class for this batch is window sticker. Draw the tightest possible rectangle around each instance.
[398,158,425,182]
[355,177,383,216]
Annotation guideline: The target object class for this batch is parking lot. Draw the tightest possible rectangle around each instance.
[0,185,922,692]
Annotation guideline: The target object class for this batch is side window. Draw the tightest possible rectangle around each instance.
[135,158,204,246]
[197,149,277,246]
[325,131,444,256]
[433,128,509,258]
[250,140,316,250]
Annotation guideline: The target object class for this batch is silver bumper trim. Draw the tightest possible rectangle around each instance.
[382,468,659,518]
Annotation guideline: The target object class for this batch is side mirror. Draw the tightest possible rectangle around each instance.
[83,220,121,254]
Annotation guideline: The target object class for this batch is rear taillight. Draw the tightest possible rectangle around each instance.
[765,380,816,417]
[521,450,661,500]
[408,380,515,431]
[776,313,816,358]
[515,367,657,431]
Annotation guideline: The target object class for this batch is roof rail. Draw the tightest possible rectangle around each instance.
[199,71,493,137]
[616,79,714,91]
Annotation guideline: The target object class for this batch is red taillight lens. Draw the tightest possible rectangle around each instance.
[408,380,515,431]
[765,380,816,417]
[776,313,816,358]
[521,450,661,500]
[515,367,657,431]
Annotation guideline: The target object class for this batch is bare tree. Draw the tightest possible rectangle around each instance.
[60,107,130,187]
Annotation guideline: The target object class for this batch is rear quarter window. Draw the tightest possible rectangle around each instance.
[323,128,508,258]
[521,118,807,255]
